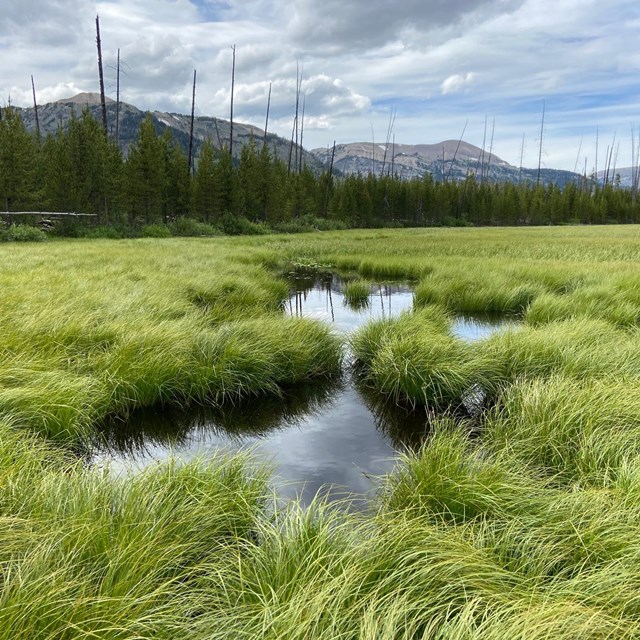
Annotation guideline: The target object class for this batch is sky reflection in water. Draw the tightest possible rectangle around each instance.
[95,273,513,506]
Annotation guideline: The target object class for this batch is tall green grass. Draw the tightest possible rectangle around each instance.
[0,418,268,638]
[4,228,640,636]
[342,279,371,309]
[0,240,342,443]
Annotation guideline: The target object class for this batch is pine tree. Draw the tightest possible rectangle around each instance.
[163,131,190,222]
[237,136,262,220]
[0,108,37,211]
[192,139,216,223]
[124,115,166,226]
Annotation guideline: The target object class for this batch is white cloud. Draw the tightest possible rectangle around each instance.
[1,0,639,170]
[441,73,476,95]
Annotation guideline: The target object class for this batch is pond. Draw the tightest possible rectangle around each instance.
[92,273,515,507]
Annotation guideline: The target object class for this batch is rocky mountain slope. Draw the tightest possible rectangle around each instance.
[14,93,320,169]
[13,93,582,185]
[310,140,580,186]
[596,166,640,188]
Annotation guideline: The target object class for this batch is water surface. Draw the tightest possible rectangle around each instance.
[93,273,514,506]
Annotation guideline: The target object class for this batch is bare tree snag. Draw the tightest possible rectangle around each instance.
[188,69,197,175]
[115,48,121,147]
[229,45,235,159]
[263,82,271,150]
[30,75,40,142]
[536,100,545,187]
[95,15,108,136]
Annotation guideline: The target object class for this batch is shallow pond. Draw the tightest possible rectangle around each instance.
[93,274,514,506]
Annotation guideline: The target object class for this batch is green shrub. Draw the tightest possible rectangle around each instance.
[220,212,270,236]
[82,225,125,239]
[0,224,47,242]
[169,217,222,237]
[272,215,349,233]
[140,224,172,238]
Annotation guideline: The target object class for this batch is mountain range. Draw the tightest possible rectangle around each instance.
[311,140,582,186]
[14,92,321,171]
[12,93,583,186]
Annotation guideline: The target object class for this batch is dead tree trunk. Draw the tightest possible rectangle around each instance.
[391,134,395,177]
[323,141,336,217]
[95,15,108,136]
[380,109,396,177]
[288,65,302,175]
[477,116,487,182]
[446,119,467,183]
[188,69,197,175]
[485,118,495,182]
[536,101,545,187]
[115,48,121,147]
[31,75,40,142]
[519,133,526,185]
[298,94,306,174]
[594,126,599,192]
[229,44,236,159]
[263,82,271,151]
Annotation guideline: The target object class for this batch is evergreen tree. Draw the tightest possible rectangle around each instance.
[0,108,37,211]
[163,131,190,222]
[124,115,166,225]
[192,139,216,223]
[237,136,262,220]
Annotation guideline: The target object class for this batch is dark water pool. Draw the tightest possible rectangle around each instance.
[92,274,514,506]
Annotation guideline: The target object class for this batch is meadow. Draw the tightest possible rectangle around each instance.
[3,226,640,637]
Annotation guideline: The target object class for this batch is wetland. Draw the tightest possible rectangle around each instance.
[94,271,514,505]
[4,226,640,638]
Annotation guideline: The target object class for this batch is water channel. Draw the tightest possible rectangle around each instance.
[93,273,514,506]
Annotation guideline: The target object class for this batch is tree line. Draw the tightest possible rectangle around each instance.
[1,104,640,236]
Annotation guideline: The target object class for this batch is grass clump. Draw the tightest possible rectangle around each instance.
[5,228,640,636]
[352,307,502,409]
[0,418,268,638]
[414,268,542,316]
[485,376,640,486]
[342,279,370,309]
[0,239,343,442]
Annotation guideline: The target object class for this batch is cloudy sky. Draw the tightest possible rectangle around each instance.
[2,0,639,171]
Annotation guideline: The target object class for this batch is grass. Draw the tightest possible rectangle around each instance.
[342,278,371,309]
[0,417,268,638]
[4,227,640,636]
[0,239,343,443]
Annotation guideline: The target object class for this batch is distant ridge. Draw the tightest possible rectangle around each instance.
[13,94,580,185]
[310,141,580,186]
[55,92,115,106]
[14,93,321,170]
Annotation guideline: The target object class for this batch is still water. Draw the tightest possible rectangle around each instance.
[94,274,512,506]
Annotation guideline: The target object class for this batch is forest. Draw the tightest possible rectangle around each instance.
[2,103,640,236]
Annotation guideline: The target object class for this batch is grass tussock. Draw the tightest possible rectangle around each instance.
[4,229,640,636]
[342,279,371,309]
[0,240,343,442]
[0,418,268,638]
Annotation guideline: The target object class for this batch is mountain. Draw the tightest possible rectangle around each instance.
[13,92,321,170]
[310,140,580,186]
[596,166,640,188]
[13,93,581,186]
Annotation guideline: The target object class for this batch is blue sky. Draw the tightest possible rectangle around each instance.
[2,0,639,171]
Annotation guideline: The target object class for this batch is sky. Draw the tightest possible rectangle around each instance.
[2,0,639,172]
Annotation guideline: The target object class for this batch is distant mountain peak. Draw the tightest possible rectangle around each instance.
[17,93,320,171]
[310,140,578,186]
[55,92,115,106]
